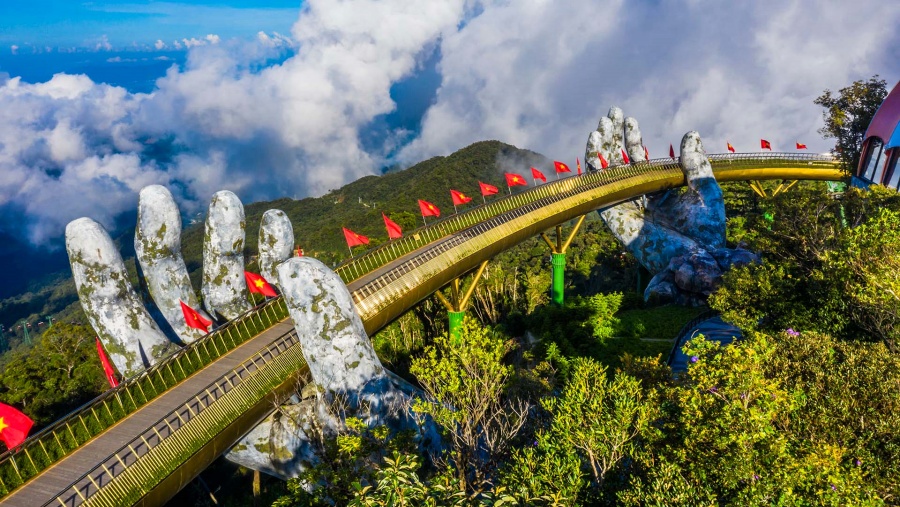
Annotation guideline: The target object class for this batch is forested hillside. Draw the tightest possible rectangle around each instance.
[0,140,548,348]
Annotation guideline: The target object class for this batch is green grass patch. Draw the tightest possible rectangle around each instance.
[613,305,707,339]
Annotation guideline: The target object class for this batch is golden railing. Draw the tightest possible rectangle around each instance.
[0,298,289,499]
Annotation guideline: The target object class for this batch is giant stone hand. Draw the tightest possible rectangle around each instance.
[586,107,758,304]
[66,186,436,481]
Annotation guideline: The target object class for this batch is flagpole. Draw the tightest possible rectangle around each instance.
[507,185,511,195]
[347,244,353,258]
[422,215,427,227]
[555,171,559,180]
[453,204,458,214]
[482,194,486,204]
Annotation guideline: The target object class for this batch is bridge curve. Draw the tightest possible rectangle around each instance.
[0,153,843,506]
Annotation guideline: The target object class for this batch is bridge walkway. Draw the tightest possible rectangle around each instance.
[1,320,295,507]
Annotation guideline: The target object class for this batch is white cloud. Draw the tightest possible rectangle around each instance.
[257,31,292,48]
[154,40,167,50]
[205,34,221,44]
[94,35,112,51]
[0,0,468,246]
[10,45,18,55]
[2,0,898,250]
[401,0,900,164]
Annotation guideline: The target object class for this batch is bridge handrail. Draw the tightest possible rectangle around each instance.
[0,297,289,497]
[334,152,841,285]
[45,325,305,507]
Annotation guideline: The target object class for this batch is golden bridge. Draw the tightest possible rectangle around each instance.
[0,153,843,506]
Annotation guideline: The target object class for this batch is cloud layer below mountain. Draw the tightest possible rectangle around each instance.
[1,0,899,247]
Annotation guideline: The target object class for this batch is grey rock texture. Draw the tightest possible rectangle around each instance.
[624,117,646,163]
[67,218,174,376]
[225,258,439,479]
[135,185,207,343]
[278,258,387,392]
[202,191,252,320]
[258,209,294,287]
[588,108,759,302]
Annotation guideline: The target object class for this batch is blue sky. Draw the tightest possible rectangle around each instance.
[1,1,299,49]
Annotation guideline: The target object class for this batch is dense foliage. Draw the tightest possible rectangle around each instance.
[0,322,107,429]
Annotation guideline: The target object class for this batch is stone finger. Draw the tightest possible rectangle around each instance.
[607,106,626,164]
[678,131,725,250]
[258,209,294,287]
[624,117,647,163]
[201,190,253,320]
[276,257,387,394]
[67,218,174,376]
[135,185,208,343]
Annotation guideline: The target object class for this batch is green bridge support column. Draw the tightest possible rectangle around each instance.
[551,252,566,306]
[434,260,489,345]
[541,215,586,307]
[448,311,466,344]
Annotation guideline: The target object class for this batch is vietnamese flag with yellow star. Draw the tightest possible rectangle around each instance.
[450,189,472,206]
[245,271,277,297]
[181,300,213,332]
[479,181,499,196]
[553,161,570,173]
[505,173,527,187]
[0,402,34,449]
[343,227,369,247]
[419,199,440,217]
[727,142,735,153]
[531,167,546,182]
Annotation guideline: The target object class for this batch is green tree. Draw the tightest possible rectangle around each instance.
[824,208,900,349]
[272,417,416,507]
[410,318,531,495]
[503,357,657,504]
[0,323,106,427]
[621,334,881,506]
[815,75,888,170]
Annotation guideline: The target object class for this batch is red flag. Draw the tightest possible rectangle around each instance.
[727,142,735,153]
[0,403,34,449]
[295,246,303,257]
[450,189,472,206]
[796,142,807,150]
[644,146,649,160]
[531,167,546,182]
[419,199,440,217]
[598,151,609,169]
[479,181,499,196]
[576,158,582,175]
[761,139,772,150]
[342,227,369,247]
[505,173,527,187]
[621,149,630,165]
[669,143,675,159]
[96,337,119,388]
[180,300,213,332]
[244,271,277,297]
[553,161,571,173]
[382,213,402,239]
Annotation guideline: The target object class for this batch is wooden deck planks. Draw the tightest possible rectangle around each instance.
[0,320,294,507]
